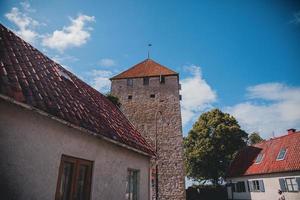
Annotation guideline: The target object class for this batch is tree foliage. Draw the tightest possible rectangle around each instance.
[248,132,264,145]
[106,93,121,107]
[184,109,248,185]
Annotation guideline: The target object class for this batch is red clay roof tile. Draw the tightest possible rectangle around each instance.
[110,58,178,80]
[0,23,155,156]
[227,131,300,177]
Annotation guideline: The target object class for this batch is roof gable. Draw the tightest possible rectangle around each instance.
[0,23,154,156]
[111,59,178,80]
[227,131,300,177]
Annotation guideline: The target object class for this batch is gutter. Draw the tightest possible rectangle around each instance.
[0,94,154,158]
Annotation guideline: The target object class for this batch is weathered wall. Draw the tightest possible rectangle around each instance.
[111,75,186,200]
[0,99,150,200]
[227,172,300,200]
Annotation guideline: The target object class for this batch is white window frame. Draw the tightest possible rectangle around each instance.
[254,153,264,164]
[276,148,287,160]
[285,178,298,192]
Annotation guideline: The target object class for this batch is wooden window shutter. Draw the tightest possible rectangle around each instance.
[296,177,300,191]
[279,178,287,192]
[259,180,265,192]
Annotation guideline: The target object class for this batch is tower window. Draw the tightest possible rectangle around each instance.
[143,77,149,85]
[127,79,133,86]
[150,94,155,98]
[128,95,132,100]
[160,75,165,84]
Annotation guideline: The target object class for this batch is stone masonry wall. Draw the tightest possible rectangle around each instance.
[111,75,186,200]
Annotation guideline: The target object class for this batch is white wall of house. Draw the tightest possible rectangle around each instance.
[0,99,151,200]
[227,172,300,200]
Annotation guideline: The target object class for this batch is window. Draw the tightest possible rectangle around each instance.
[127,79,133,86]
[236,181,246,192]
[126,169,139,200]
[285,178,299,192]
[255,153,264,164]
[248,180,265,192]
[150,94,155,98]
[143,77,149,85]
[128,95,132,100]
[55,155,93,200]
[277,148,287,160]
[159,75,165,84]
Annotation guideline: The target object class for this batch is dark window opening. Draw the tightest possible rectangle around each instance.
[159,75,165,84]
[127,79,133,87]
[143,77,149,85]
[236,181,246,192]
[128,95,132,100]
[150,94,155,98]
[55,155,93,200]
[126,169,139,200]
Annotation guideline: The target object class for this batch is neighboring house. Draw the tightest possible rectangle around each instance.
[110,59,186,200]
[226,129,300,200]
[0,23,155,200]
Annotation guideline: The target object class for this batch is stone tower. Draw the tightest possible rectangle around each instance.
[110,59,185,200]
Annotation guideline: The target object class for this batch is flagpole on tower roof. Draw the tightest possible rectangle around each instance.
[148,43,152,59]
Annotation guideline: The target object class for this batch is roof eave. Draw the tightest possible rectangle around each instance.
[110,73,179,80]
[226,169,300,179]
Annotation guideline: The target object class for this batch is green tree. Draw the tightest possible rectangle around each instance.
[106,93,121,107]
[184,109,248,185]
[248,132,264,145]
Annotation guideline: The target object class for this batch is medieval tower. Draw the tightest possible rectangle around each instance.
[110,58,185,200]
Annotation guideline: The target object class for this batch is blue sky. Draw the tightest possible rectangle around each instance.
[1,0,300,138]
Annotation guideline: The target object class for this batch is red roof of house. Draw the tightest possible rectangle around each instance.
[227,130,300,177]
[110,58,178,80]
[0,23,154,156]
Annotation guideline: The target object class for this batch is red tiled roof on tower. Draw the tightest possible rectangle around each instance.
[227,129,300,177]
[110,58,178,80]
[0,23,154,156]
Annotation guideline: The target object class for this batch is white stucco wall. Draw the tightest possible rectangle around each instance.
[0,98,151,200]
[227,172,300,200]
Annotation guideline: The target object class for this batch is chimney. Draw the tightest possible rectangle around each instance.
[287,128,296,134]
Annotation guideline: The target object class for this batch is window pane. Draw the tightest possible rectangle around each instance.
[127,79,133,86]
[277,148,287,160]
[255,154,264,163]
[75,165,89,200]
[133,171,138,200]
[59,162,74,200]
[126,170,139,200]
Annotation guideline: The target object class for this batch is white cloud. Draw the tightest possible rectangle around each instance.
[42,14,95,52]
[87,70,112,93]
[290,11,300,25]
[98,58,117,67]
[226,83,300,138]
[181,65,217,126]
[5,2,40,43]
